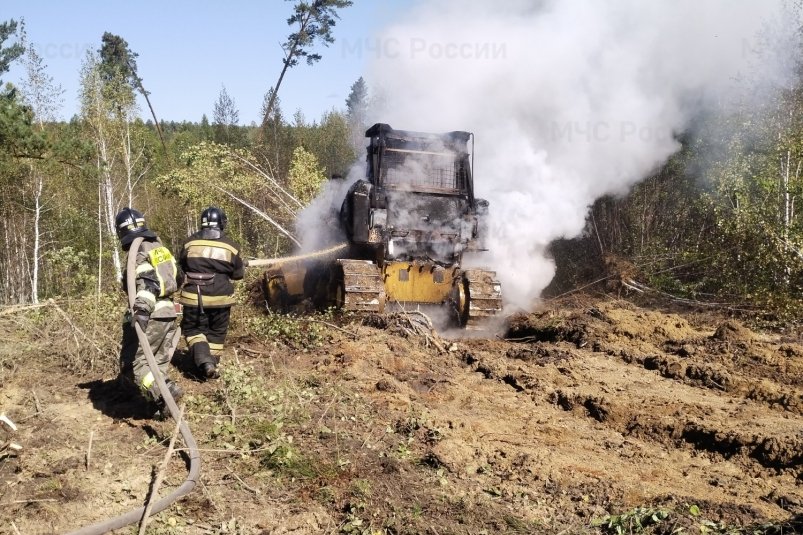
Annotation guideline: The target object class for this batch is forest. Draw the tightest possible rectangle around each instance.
[2,12,803,322]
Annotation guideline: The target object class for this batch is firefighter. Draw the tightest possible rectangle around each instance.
[178,206,244,379]
[116,207,183,407]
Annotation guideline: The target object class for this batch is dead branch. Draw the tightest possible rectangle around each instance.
[0,302,51,317]
[31,389,42,415]
[624,279,745,310]
[86,430,94,471]
[226,150,303,212]
[213,185,301,247]
[226,469,260,495]
[47,299,106,356]
[138,404,184,535]
[300,317,358,338]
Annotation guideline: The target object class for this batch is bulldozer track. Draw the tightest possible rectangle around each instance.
[462,269,503,329]
[334,259,386,313]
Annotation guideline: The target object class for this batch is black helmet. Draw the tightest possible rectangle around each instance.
[115,207,156,247]
[200,206,227,230]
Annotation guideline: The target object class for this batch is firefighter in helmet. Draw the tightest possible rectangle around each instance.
[115,207,183,407]
[178,207,244,379]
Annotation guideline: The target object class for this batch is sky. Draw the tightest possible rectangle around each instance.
[3,1,405,124]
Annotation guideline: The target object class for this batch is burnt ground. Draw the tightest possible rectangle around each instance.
[1,294,802,534]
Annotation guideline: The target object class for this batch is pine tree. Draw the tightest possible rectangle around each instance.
[345,76,368,151]
[212,85,240,145]
[260,0,353,128]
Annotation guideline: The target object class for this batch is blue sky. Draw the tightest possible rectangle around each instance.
[3,1,406,124]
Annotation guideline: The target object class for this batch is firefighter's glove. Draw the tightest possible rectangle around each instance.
[132,309,150,332]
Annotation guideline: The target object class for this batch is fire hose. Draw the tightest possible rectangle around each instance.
[65,236,201,535]
[65,241,346,533]
[244,242,348,267]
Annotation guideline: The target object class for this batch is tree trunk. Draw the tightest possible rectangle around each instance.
[31,171,42,304]
[260,9,313,130]
[97,181,103,297]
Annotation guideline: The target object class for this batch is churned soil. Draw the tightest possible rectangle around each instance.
[1,296,802,534]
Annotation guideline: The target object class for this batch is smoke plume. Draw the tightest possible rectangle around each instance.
[365,0,793,310]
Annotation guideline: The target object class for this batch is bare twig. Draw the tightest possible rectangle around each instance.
[225,392,236,427]
[0,414,18,431]
[138,404,185,535]
[11,521,21,535]
[0,302,51,316]
[213,185,300,247]
[317,393,338,427]
[199,478,218,512]
[49,299,106,355]
[226,150,302,212]
[238,347,267,356]
[301,317,358,338]
[227,469,259,495]
[85,430,94,471]
[31,389,42,414]
[1,440,23,454]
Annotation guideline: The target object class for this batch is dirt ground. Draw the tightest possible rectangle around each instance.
[1,294,802,534]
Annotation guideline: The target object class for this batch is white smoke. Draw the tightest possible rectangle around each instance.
[294,163,363,253]
[366,0,793,311]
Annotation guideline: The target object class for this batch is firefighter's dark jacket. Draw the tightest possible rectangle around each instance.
[178,228,244,308]
[122,237,182,319]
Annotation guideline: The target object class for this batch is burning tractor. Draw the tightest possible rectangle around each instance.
[261,123,502,328]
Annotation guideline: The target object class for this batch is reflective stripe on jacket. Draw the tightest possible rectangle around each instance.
[122,238,180,319]
[178,229,244,309]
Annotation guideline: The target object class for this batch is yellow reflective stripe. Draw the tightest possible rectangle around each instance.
[136,290,157,305]
[154,300,175,311]
[208,342,224,351]
[179,291,235,305]
[186,245,233,262]
[155,269,167,297]
[187,334,208,346]
[141,371,155,390]
[184,239,238,255]
[136,263,155,275]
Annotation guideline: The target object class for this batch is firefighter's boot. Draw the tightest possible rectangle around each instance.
[193,341,219,379]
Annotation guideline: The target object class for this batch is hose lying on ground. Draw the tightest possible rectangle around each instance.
[65,236,201,535]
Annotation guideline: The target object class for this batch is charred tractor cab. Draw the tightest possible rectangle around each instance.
[264,123,502,328]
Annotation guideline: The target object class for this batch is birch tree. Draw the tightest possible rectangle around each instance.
[80,50,144,285]
[19,32,64,303]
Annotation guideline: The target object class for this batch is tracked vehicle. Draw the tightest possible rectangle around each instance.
[263,123,502,328]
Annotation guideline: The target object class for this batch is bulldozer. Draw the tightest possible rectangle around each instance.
[261,123,502,328]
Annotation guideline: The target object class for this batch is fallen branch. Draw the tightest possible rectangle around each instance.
[85,430,94,471]
[213,185,300,247]
[17,299,108,356]
[0,302,51,317]
[301,317,358,339]
[138,404,184,535]
[227,469,259,495]
[226,151,303,212]
[31,389,42,415]
[624,279,748,310]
